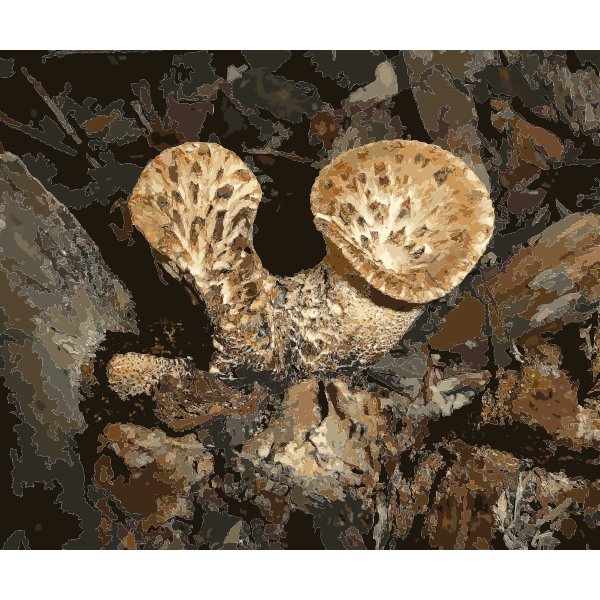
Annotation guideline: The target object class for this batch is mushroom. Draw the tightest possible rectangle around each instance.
[107,352,190,399]
[128,139,494,378]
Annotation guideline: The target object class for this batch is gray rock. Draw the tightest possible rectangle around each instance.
[0,153,135,548]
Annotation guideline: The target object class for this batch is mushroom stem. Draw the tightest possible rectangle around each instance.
[209,246,424,377]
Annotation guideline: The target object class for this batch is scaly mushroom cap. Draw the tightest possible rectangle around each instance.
[129,142,263,297]
[129,143,285,373]
[310,140,494,303]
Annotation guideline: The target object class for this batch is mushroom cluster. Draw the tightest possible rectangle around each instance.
[127,139,494,379]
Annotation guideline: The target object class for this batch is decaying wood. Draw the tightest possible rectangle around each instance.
[405,214,600,364]
[386,213,600,417]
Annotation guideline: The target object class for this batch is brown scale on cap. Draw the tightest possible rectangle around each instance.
[311,140,494,303]
[127,141,494,378]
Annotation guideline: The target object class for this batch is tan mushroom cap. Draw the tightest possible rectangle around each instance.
[310,140,495,303]
[128,142,263,297]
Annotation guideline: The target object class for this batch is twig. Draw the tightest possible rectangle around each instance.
[42,50,160,62]
[513,472,522,528]
[0,111,77,156]
[532,204,550,226]
[374,493,389,550]
[21,67,82,145]
[534,498,575,529]
[131,101,152,133]
[247,148,313,163]
[482,281,511,343]
[21,67,100,169]
[523,471,534,489]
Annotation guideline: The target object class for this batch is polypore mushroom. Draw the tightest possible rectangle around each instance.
[128,140,493,378]
[107,352,190,399]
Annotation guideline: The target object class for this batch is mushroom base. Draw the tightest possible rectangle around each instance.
[209,247,424,378]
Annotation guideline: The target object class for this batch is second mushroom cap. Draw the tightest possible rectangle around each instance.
[310,140,494,303]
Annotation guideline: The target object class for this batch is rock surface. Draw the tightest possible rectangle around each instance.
[0,153,133,548]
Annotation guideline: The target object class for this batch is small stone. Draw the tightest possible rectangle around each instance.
[257,444,271,459]
[482,252,498,267]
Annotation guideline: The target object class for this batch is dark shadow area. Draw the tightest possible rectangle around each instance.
[252,156,327,277]
[548,323,594,403]
[73,203,214,370]
[0,480,83,550]
[282,510,326,550]
[545,162,600,214]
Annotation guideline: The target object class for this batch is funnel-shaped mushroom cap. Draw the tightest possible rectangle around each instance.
[311,140,494,303]
[129,142,263,301]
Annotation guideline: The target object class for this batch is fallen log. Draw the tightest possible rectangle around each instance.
[416,213,600,367]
